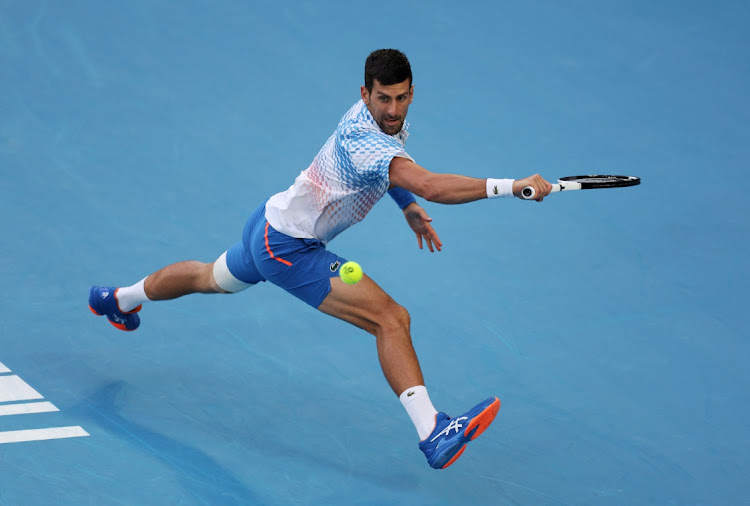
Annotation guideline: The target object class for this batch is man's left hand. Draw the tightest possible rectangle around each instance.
[403,203,443,252]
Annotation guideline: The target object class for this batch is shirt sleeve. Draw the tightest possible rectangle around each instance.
[338,126,413,181]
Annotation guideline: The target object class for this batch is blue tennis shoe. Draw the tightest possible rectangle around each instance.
[88,286,141,331]
[419,396,500,469]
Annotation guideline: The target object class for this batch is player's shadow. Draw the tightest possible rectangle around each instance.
[73,379,418,500]
[71,380,264,505]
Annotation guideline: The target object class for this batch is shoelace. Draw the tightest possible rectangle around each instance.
[430,416,468,442]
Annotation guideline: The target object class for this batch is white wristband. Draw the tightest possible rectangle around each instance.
[486,178,514,198]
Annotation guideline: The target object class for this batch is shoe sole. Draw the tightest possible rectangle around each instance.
[88,305,135,331]
[441,397,501,469]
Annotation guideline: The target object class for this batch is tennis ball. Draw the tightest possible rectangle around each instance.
[340,261,363,285]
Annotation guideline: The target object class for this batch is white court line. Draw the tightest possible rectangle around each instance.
[0,426,89,444]
[0,401,59,416]
[0,375,43,403]
[0,361,9,373]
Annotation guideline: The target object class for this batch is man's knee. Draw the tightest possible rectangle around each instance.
[377,301,411,336]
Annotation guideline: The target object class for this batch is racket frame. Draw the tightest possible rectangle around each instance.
[521,175,639,199]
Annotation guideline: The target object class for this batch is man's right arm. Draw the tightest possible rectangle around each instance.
[388,156,552,203]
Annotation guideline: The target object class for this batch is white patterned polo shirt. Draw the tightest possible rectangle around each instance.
[265,100,414,244]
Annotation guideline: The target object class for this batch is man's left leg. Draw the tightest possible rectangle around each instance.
[251,222,501,469]
[318,275,500,469]
[317,274,425,395]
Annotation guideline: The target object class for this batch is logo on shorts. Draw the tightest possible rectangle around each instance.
[330,261,341,272]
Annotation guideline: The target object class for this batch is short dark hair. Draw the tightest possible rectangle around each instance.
[364,49,412,92]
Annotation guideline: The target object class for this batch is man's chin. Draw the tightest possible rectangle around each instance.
[380,121,403,135]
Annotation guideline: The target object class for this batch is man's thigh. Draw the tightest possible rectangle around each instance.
[249,221,346,308]
[317,274,401,334]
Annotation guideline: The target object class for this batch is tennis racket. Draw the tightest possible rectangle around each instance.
[521,175,640,199]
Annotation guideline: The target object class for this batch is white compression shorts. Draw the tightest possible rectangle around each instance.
[212,251,252,293]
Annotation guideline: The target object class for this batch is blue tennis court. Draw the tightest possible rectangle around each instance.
[1,1,748,504]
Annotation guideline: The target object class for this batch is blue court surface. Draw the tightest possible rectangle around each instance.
[1,1,748,504]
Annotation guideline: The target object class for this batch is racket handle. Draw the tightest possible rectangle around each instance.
[521,183,561,199]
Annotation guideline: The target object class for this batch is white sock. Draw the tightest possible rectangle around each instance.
[115,277,150,312]
[399,385,439,441]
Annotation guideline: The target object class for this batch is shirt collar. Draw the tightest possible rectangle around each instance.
[358,100,410,142]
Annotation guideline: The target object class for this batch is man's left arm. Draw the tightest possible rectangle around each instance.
[401,201,443,252]
[385,184,442,252]
[381,152,442,251]
[387,185,417,210]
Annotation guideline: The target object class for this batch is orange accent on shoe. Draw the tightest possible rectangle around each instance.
[438,398,500,469]
[109,321,135,331]
[442,445,467,469]
[89,305,101,316]
[113,288,142,314]
[465,397,501,441]
[264,222,293,266]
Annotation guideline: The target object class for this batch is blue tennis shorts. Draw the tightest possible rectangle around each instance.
[224,201,347,308]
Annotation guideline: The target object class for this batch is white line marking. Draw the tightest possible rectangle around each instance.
[0,401,59,416]
[0,361,9,373]
[0,426,89,444]
[0,375,43,403]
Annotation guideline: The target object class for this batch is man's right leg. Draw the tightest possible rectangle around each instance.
[143,260,225,300]
[89,249,258,331]
[90,202,268,331]
[113,256,237,315]
[134,248,252,303]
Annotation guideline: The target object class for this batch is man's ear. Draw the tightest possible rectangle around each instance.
[360,85,370,105]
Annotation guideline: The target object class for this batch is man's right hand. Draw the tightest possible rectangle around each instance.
[513,174,553,202]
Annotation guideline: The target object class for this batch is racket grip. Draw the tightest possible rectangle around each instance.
[521,183,561,199]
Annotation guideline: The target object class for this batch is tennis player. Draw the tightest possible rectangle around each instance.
[89,49,552,469]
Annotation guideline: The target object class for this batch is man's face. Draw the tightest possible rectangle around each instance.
[361,78,414,135]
